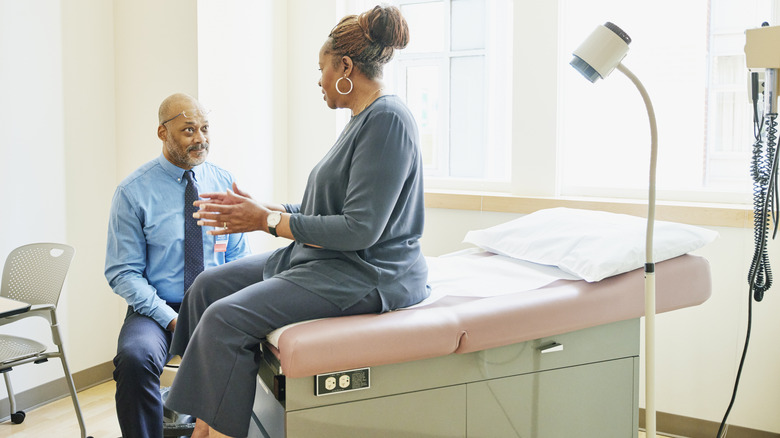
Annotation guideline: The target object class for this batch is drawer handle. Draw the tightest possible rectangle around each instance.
[538,342,563,354]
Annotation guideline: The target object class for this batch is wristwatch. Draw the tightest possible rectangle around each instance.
[267,211,281,237]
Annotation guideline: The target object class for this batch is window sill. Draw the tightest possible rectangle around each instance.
[424,190,753,228]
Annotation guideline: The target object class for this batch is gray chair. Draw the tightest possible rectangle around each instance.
[0,243,90,438]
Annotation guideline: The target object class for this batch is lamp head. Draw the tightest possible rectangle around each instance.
[571,22,632,82]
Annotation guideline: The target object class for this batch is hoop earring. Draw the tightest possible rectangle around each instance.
[336,76,353,95]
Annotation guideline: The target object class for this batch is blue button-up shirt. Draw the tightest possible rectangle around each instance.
[105,155,250,328]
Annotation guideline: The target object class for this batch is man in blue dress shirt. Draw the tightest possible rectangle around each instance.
[104,93,250,438]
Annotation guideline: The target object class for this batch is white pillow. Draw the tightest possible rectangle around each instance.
[463,207,718,282]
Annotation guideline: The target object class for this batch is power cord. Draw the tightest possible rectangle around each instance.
[717,72,777,437]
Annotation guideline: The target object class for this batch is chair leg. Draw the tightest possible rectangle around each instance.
[2,370,25,424]
[51,320,90,438]
[58,354,89,438]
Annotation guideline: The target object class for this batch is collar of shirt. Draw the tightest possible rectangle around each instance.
[156,154,203,184]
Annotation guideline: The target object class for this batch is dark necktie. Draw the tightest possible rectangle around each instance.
[183,170,204,291]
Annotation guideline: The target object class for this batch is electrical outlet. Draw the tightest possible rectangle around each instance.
[315,368,370,396]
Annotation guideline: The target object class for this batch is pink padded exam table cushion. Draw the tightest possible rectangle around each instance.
[268,254,710,378]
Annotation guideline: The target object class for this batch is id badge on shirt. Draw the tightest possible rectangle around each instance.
[214,234,228,253]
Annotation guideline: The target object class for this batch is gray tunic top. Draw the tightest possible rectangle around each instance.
[263,95,429,312]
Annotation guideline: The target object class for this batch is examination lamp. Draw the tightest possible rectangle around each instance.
[571,22,659,437]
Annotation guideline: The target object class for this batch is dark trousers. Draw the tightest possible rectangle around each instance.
[165,252,382,437]
[113,304,179,438]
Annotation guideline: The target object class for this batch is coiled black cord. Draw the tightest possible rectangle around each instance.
[748,116,775,301]
[717,85,778,437]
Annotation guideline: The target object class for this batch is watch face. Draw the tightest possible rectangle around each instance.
[268,212,281,227]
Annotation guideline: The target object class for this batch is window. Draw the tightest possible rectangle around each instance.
[706,0,780,190]
[343,0,772,204]
[559,0,779,204]
[388,0,513,188]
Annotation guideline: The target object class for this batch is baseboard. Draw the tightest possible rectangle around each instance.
[3,371,779,438]
[640,409,780,438]
[0,360,114,422]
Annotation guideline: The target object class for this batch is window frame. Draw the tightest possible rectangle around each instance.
[388,0,514,191]
[555,0,780,206]
[344,0,777,207]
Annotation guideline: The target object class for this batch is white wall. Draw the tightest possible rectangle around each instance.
[512,1,558,196]
[285,0,345,201]
[673,226,780,433]
[196,0,285,253]
[61,0,122,377]
[113,0,199,177]
[0,0,70,393]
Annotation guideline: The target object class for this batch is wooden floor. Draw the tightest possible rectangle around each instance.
[1,381,120,438]
[1,380,677,437]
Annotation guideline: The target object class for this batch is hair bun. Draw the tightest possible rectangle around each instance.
[359,5,409,50]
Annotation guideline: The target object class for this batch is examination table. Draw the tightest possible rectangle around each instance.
[248,252,711,438]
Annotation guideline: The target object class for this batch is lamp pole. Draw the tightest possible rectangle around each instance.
[617,62,658,438]
[571,22,658,436]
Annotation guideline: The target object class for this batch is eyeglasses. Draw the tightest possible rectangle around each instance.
[160,109,211,126]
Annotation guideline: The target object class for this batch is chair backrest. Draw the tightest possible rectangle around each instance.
[1,243,75,306]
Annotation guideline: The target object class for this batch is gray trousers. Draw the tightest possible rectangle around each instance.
[165,251,382,437]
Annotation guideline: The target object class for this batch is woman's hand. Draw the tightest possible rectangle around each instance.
[194,182,271,235]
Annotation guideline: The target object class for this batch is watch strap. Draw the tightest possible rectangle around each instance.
[267,212,280,237]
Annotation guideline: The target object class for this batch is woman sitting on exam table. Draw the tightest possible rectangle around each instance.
[164,5,429,438]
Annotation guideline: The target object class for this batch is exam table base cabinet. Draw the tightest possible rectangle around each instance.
[250,319,640,438]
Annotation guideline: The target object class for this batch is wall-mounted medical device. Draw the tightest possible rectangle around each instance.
[743,23,779,301]
[719,22,780,438]
[746,24,780,114]
[746,24,780,66]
